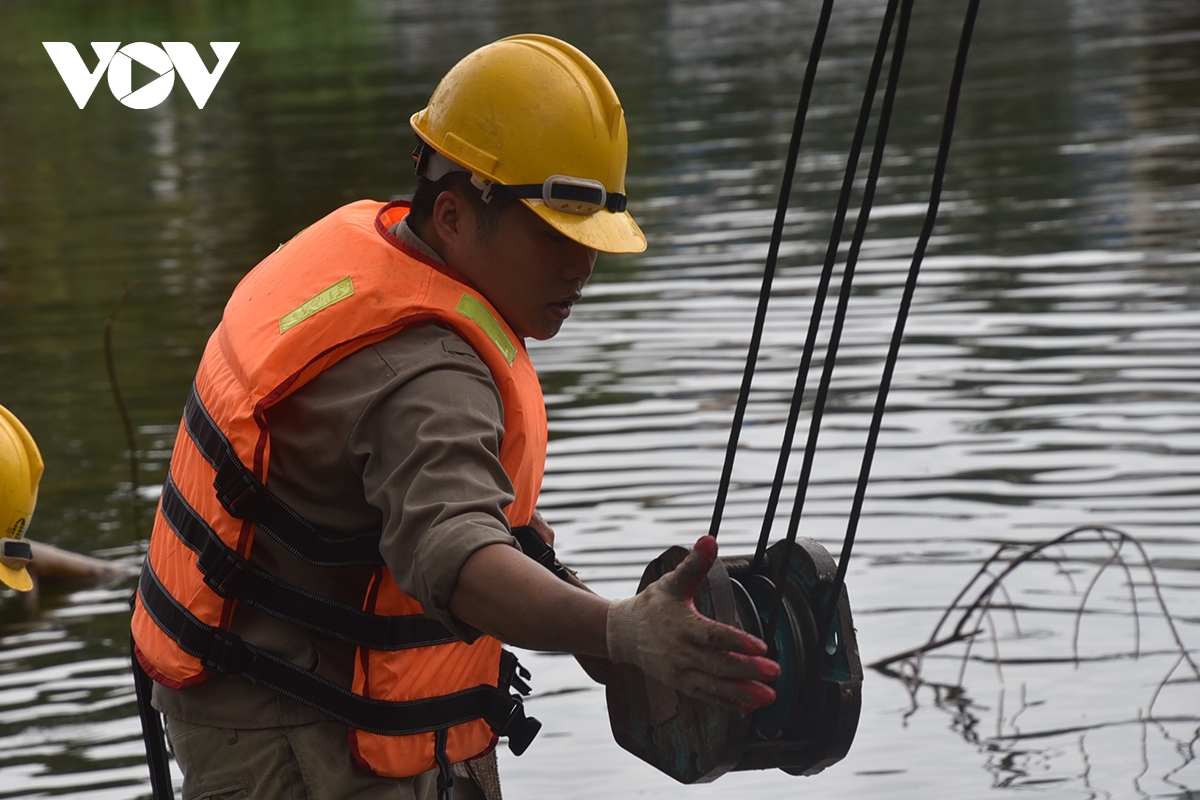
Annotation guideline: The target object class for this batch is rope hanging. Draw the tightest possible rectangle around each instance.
[706,0,839,541]
[763,0,913,644]
[745,0,900,571]
[704,0,984,646]
[610,1,984,780]
[816,0,983,644]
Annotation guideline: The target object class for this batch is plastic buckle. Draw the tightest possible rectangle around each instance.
[502,703,542,757]
[485,685,541,754]
[200,547,249,597]
[213,459,266,519]
[436,769,453,800]
[510,527,571,582]
[499,650,533,696]
[499,649,516,681]
[434,727,454,800]
[512,662,532,696]
[472,175,494,204]
[202,629,242,674]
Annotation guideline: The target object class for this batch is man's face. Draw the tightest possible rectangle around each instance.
[457,202,598,341]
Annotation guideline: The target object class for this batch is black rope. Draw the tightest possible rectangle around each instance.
[707,0,839,541]
[816,0,983,646]
[701,0,980,658]
[761,0,913,644]
[752,0,905,574]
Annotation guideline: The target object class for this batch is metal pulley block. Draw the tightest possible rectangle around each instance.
[606,537,862,783]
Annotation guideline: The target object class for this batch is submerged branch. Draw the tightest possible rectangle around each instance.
[104,280,142,537]
[870,525,1198,692]
[868,628,982,671]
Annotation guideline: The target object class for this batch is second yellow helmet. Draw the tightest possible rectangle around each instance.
[0,404,42,592]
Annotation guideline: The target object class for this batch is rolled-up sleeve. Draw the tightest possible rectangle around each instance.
[350,324,517,640]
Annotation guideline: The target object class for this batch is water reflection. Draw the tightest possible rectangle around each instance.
[0,0,1198,797]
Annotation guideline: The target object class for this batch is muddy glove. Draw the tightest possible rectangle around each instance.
[605,535,780,711]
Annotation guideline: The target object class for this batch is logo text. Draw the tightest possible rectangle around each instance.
[42,42,239,109]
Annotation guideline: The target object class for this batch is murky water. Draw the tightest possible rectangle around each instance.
[1,0,1198,797]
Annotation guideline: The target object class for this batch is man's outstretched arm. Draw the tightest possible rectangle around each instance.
[450,535,781,712]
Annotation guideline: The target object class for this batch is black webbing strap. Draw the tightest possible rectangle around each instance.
[130,631,174,799]
[182,384,382,567]
[137,564,540,749]
[510,526,573,584]
[160,474,459,651]
[435,726,454,800]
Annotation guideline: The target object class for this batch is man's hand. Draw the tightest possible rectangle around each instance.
[449,533,778,709]
[605,536,780,712]
[528,509,554,547]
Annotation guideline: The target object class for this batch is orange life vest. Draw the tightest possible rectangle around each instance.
[130,200,547,778]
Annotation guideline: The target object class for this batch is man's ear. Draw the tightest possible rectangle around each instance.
[431,189,475,254]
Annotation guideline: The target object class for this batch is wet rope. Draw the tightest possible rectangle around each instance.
[705,0,981,649]
[752,0,906,575]
[707,0,839,540]
[761,0,913,644]
[814,0,983,646]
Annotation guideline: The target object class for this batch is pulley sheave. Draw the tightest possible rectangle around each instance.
[606,538,862,783]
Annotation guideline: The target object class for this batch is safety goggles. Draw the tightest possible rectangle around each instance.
[415,142,628,214]
[413,142,627,215]
[493,175,628,215]
[0,537,32,570]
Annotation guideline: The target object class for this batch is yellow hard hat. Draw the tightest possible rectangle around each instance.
[411,34,646,255]
[0,404,42,592]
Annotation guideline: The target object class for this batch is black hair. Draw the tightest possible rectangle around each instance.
[407,171,514,241]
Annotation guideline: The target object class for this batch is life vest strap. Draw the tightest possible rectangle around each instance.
[510,525,573,583]
[137,563,540,750]
[159,472,461,651]
[183,384,384,567]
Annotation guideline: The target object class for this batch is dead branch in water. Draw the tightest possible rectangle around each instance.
[869,525,1200,716]
[103,280,142,538]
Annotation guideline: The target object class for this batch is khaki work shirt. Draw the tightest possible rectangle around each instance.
[153,221,520,728]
